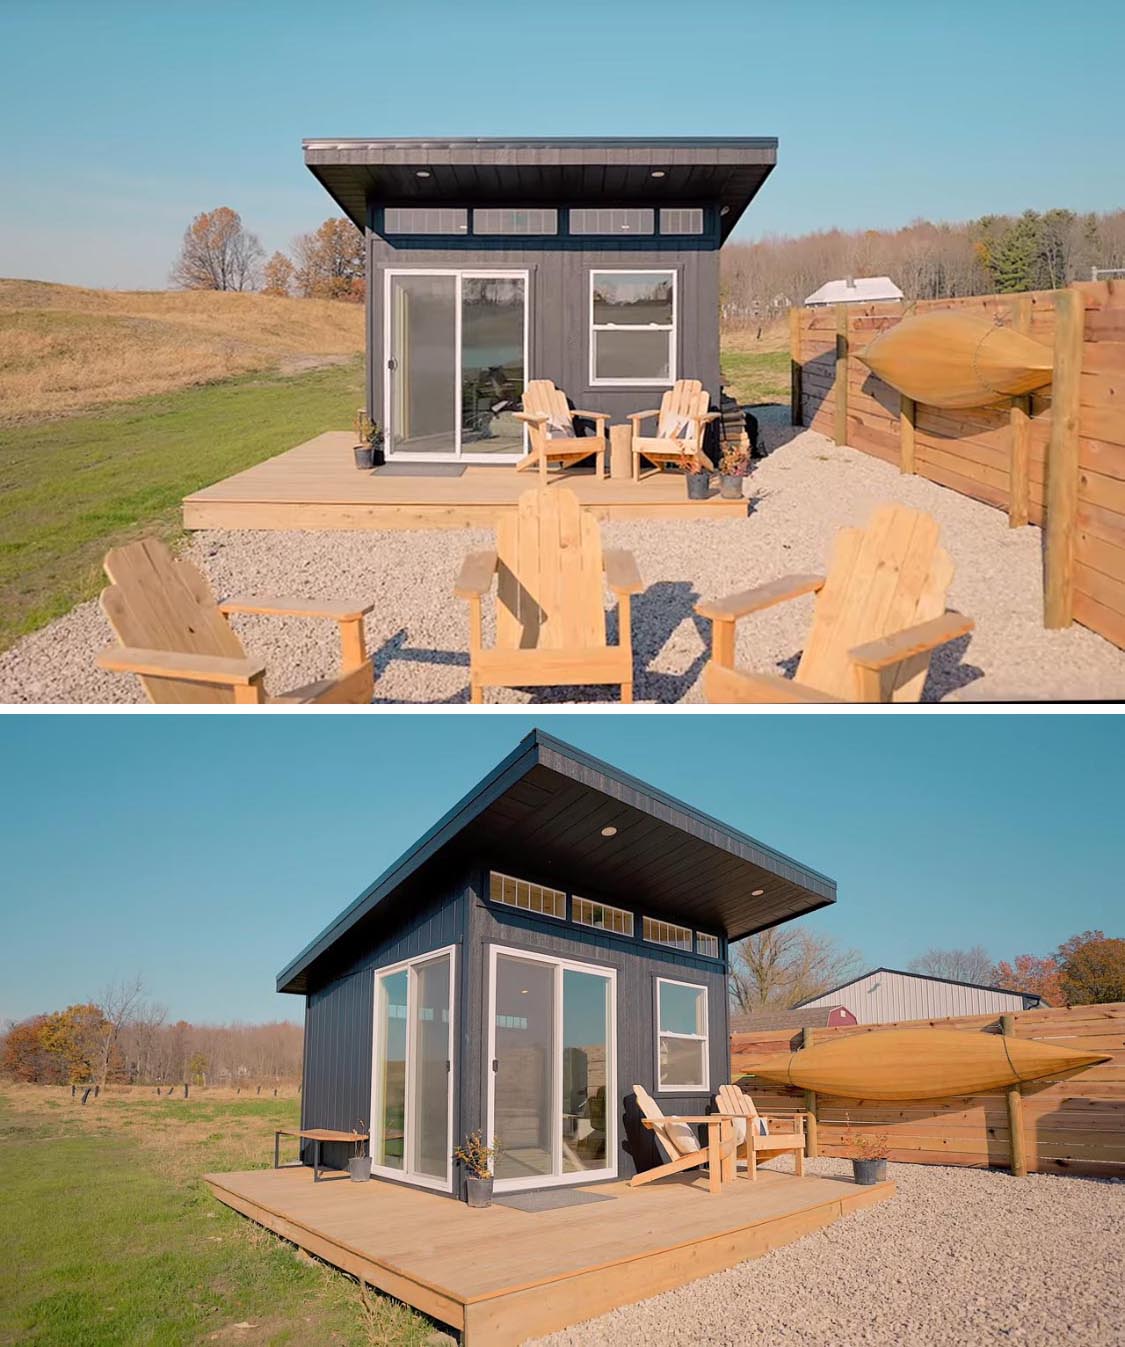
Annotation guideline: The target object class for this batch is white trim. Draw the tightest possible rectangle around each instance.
[383,268,529,462]
[370,943,457,1193]
[654,975,710,1095]
[485,943,618,1192]
[588,268,677,388]
[487,870,567,921]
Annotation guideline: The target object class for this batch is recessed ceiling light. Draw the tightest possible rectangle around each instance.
[415,169,431,178]
[720,205,731,216]
[519,988,528,995]
[751,888,765,896]
[650,170,666,178]
[601,826,618,837]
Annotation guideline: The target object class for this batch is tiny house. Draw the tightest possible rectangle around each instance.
[278,730,835,1195]
[303,136,777,462]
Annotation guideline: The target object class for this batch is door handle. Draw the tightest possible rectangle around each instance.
[492,1059,499,1072]
[387,357,397,371]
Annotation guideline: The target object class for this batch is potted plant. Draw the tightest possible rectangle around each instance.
[347,1122,371,1182]
[683,453,712,501]
[718,442,751,500]
[840,1119,890,1185]
[454,1130,500,1207]
[353,410,386,470]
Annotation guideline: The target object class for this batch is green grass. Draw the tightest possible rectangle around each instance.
[720,348,791,407]
[0,1087,432,1347]
[0,359,363,650]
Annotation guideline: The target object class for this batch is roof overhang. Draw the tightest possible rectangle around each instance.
[277,730,835,995]
[302,137,778,243]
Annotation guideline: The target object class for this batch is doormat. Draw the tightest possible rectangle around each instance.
[373,463,466,478]
[494,1189,616,1213]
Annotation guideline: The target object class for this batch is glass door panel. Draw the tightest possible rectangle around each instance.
[493,954,556,1183]
[561,969,612,1174]
[374,969,408,1170]
[388,274,457,455]
[412,953,451,1181]
[461,276,526,456]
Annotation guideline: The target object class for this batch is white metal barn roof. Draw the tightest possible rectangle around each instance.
[804,276,905,306]
[796,966,1043,1025]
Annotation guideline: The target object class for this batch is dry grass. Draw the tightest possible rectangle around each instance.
[0,279,364,425]
[720,317,791,355]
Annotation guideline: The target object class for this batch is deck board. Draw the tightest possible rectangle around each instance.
[205,1165,895,1344]
[183,432,748,530]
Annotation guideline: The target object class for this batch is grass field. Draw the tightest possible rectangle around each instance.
[720,321,791,406]
[0,1084,431,1347]
[0,358,363,649]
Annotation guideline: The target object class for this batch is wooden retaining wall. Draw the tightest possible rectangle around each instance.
[791,282,1125,650]
[731,1001,1125,1179]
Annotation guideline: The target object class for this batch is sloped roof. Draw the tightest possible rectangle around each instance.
[795,966,1044,1007]
[277,729,835,994]
[804,276,904,305]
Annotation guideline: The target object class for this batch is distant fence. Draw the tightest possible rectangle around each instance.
[732,1001,1124,1179]
[790,282,1125,651]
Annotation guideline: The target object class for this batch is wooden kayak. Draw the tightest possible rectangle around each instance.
[858,312,1053,409]
[741,1028,1109,1100]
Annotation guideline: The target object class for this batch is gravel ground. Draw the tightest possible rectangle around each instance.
[4,418,1125,703]
[532,1157,1125,1347]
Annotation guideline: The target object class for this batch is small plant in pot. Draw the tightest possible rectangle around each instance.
[718,442,751,500]
[454,1130,500,1207]
[348,1121,371,1182]
[840,1119,890,1185]
[353,410,386,470]
[683,453,712,501]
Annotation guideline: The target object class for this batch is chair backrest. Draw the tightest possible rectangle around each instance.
[100,538,245,704]
[632,1084,700,1162]
[522,379,573,445]
[495,488,607,651]
[715,1083,760,1120]
[797,504,954,702]
[656,379,707,443]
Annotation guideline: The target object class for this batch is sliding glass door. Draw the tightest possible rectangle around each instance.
[371,947,455,1191]
[385,270,527,461]
[487,946,616,1190]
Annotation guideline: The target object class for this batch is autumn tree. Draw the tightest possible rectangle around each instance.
[730,926,862,1012]
[908,946,996,984]
[293,218,365,301]
[1057,931,1125,1005]
[262,250,295,298]
[0,1015,63,1083]
[993,954,1064,1006]
[171,207,264,292]
[38,1004,111,1083]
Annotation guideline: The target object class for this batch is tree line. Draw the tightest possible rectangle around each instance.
[720,208,1125,326]
[729,926,1125,1013]
[0,977,302,1088]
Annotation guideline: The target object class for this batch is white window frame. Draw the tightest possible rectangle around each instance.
[643,915,693,952]
[486,943,618,1191]
[370,944,457,1193]
[589,268,677,388]
[488,870,566,921]
[654,976,709,1094]
[573,896,634,937]
[695,932,721,959]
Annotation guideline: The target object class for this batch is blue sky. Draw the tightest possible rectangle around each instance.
[1,0,1121,288]
[0,714,1120,1026]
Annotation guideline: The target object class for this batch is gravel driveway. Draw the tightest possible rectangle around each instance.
[532,1157,1124,1347]
[4,420,1124,703]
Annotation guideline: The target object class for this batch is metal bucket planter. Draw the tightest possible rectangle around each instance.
[464,1175,494,1208]
[719,474,745,500]
[353,444,376,470]
[685,471,712,500]
[348,1155,372,1182]
[851,1158,887,1185]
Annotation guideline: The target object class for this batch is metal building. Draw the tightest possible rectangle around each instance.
[797,967,1043,1025]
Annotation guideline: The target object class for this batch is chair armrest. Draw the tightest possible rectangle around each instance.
[571,409,608,423]
[641,1115,725,1127]
[513,411,549,426]
[219,596,374,621]
[848,612,975,671]
[96,646,266,687]
[689,412,721,425]
[695,574,825,622]
[628,410,661,427]
[454,550,498,600]
[603,548,643,596]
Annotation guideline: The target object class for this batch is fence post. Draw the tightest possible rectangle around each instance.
[789,308,803,427]
[899,395,916,474]
[1001,1014,1029,1176]
[1044,287,1084,627]
[1009,295,1033,527]
[801,1026,819,1158]
[833,305,849,446]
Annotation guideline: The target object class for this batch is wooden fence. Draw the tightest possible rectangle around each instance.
[790,282,1125,650]
[731,1001,1125,1179]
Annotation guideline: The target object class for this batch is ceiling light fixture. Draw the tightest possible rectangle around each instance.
[751,888,765,897]
[601,826,618,837]
[415,169,431,178]
[650,170,666,178]
[720,205,731,216]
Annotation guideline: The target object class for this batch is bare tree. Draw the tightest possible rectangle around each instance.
[94,975,146,1087]
[730,925,863,1012]
[171,207,264,292]
[908,946,997,984]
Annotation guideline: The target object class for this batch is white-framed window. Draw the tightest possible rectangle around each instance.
[571,207,654,236]
[655,977,709,1093]
[474,208,557,236]
[383,207,468,234]
[659,207,704,235]
[573,897,634,937]
[589,269,676,387]
[643,916,692,952]
[695,932,720,959]
[488,870,566,920]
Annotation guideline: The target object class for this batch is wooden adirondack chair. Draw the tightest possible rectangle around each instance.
[696,504,975,704]
[454,487,643,704]
[629,379,719,480]
[713,1084,806,1181]
[629,1085,737,1195]
[514,380,607,482]
[96,538,375,704]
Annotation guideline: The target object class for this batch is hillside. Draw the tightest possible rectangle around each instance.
[0,280,364,425]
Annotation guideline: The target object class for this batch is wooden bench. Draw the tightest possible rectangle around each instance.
[274,1128,369,1182]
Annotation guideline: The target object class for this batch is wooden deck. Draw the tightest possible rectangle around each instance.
[206,1165,895,1345]
[182,432,749,531]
